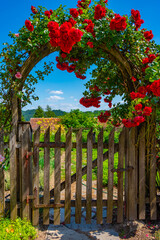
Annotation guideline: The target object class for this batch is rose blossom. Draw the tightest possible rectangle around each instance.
[15,72,22,79]
[15,33,19,37]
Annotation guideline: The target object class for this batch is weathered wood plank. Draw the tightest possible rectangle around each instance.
[97,129,103,224]
[86,129,93,224]
[0,130,4,218]
[117,128,125,223]
[125,127,129,220]
[32,127,40,226]
[128,127,137,220]
[75,129,82,224]
[10,94,18,220]
[43,127,50,225]
[139,125,146,220]
[20,124,31,220]
[54,127,61,225]
[107,128,115,223]
[65,128,72,224]
[150,134,157,220]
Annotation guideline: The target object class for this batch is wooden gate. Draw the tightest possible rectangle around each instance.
[1,120,158,224]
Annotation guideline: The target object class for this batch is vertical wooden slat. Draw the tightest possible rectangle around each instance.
[117,128,125,223]
[97,128,103,224]
[75,129,82,224]
[139,124,146,220]
[10,94,18,220]
[125,127,129,220]
[65,128,72,224]
[20,124,31,220]
[0,130,4,218]
[107,128,115,223]
[32,126,40,226]
[54,127,61,225]
[150,134,157,220]
[28,126,33,221]
[86,129,93,224]
[43,127,50,225]
[128,127,137,220]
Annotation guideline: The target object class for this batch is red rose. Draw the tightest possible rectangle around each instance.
[145,47,150,54]
[70,8,79,18]
[131,76,136,82]
[70,28,83,43]
[148,54,156,63]
[110,14,127,31]
[135,104,142,111]
[87,41,93,48]
[143,106,152,116]
[61,53,67,58]
[25,20,34,32]
[50,9,53,15]
[77,0,91,8]
[142,57,149,65]
[45,10,51,19]
[48,21,59,31]
[150,79,160,97]
[94,4,106,20]
[31,6,38,14]
[68,18,77,26]
[144,30,154,41]
[78,9,83,15]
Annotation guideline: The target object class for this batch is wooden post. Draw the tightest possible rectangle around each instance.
[65,128,72,224]
[125,127,129,220]
[32,127,40,226]
[43,127,50,225]
[139,124,146,220]
[97,128,103,224]
[107,128,115,223]
[75,129,82,224]
[117,128,125,223]
[128,127,137,220]
[9,94,18,220]
[19,123,32,220]
[150,134,157,220]
[54,127,61,225]
[0,130,4,218]
[86,129,93,224]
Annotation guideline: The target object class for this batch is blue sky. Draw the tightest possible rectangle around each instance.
[0,0,160,112]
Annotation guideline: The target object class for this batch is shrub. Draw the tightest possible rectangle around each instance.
[0,218,37,240]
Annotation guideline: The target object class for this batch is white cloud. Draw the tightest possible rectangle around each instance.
[47,95,64,101]
[74,99,78,101]
[49,90,63,95]
[70,96,74,99]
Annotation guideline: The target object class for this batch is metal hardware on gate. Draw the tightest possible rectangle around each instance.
[111,166,134,173]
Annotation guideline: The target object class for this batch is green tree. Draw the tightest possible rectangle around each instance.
[44,105,55,118]
[33,106,44,118]
[61,109,98,129]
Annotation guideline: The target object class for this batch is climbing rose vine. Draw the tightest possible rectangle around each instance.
[0,0,160,130]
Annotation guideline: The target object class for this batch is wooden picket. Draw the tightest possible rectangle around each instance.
[54,127,61,225]
[43,127,50,225]
[139,124,146,220]
[32,126,40,226]
[0,130,4,218]
[65,128,72,224]
[117,128,125,223]
[107,128,115,223]
[75,129,82,224]
[86,129,93,224]
[97,128,103,224]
